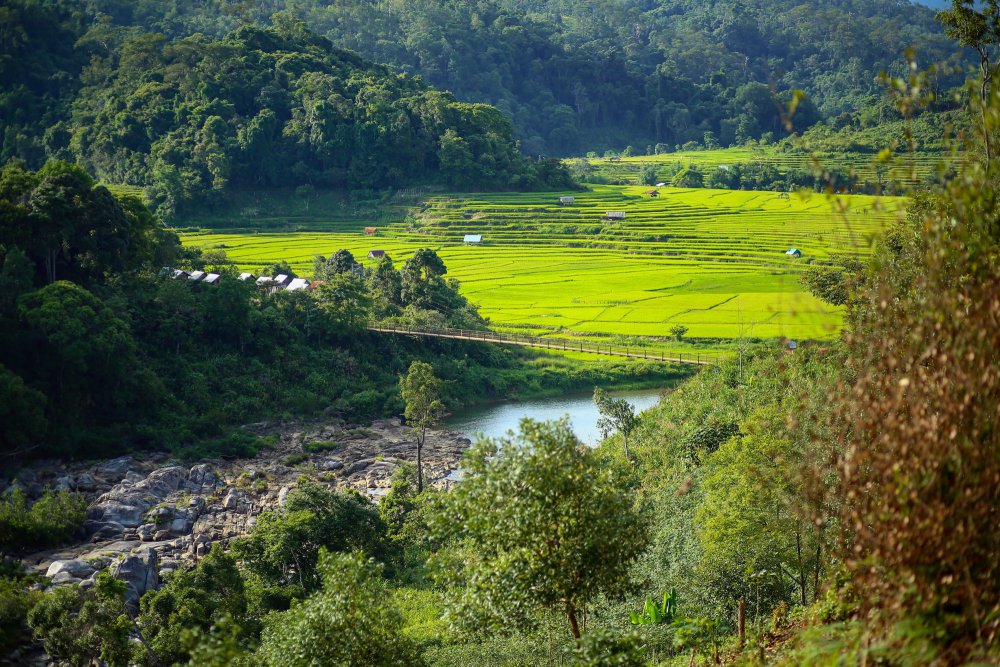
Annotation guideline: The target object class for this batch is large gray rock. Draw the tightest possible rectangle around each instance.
[99,456,136,480]
[46,560,95,579]
[111,547,158,609]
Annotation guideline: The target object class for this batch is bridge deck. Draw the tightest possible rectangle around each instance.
[366,324,715,366]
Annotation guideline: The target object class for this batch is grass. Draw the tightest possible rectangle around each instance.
[180,184,905,346]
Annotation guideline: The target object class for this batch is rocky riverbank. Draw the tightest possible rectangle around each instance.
[6,418,471,607]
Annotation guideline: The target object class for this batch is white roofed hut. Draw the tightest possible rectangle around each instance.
[256,276,274,286]
[286,278,310,292]
[464,234,483,244]
[171,269,190,280]
[238,272,255,281]
[559,196,575,205]
[203,273,222,285]
[367,250,387,260]
[188,270,207,282]
[604,211,626,221]
[273,274,293,287]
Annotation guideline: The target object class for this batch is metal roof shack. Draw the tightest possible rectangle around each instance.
[785,248,802,257]
[255,276,274,286]
[559,196,575,205]
[273,274,293,287]
[286,278,310,292]
[171,269,190,280]
[604,211,626,220]
[463,234,483,244]
[203,273,222,285]
[367,250,387,260]
[644,189,660,197]
[237,272,255,281]
[188,270,207,282]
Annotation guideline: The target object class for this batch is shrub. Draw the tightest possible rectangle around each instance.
[0,488,87,556]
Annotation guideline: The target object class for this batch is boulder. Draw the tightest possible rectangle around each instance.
[53,476,76,492]
[137,524,156,541]
[75,473,98,492]
[99,456,136,480]
[111,547,158,609]
[46,560,95,579]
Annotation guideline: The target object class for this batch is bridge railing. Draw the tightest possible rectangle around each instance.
[366,322,718,366]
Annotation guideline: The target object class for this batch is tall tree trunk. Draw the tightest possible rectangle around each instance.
[796,529,807,606]
[566,601,581,641]
[417,427,425,493]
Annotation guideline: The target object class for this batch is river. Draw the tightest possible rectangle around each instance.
[444,388,665,447]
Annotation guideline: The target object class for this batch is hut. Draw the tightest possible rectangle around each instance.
[364,227,378,235]
[171,269,190,280]
[273,274,293,287]
[463,234,483,244]
[237,272,255,281]
[367,250,387,260]
[559,196,576,205]
[203,273,222,285]
[286,278,310,292]
[785,248,802,258]
[188,270,207,283]
[604,211,626,221]
[655,182,666,187]
[644,189,660,197]
[255,276,274,286]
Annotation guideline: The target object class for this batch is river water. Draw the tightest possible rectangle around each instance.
[443,388,665,447]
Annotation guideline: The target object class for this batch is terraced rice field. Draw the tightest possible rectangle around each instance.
[181,185,905,343]
[583,147,950,187]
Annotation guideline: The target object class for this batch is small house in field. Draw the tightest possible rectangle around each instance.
[188,270,207,282]
[273,274,293,287]
[785,248,802,258]
[604,211,626,221]
[367,250,387,260]
[778,192,790,200]
[788,340,798,350]
[171,269,190,280]
[238,272,255,281]
[256,276,274,286]
[286,278,310,292]
[655,182,666,187]
[559,196,576,205]
[464,234,483,244]
[364,227,378,235]
[203,273,222,285]
[644,189,660,197]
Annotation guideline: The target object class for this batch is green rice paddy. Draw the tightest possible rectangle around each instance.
[180,184,905,346]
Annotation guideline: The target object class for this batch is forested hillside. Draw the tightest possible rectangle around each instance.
[74,0,965,155]
[1,3,572,218]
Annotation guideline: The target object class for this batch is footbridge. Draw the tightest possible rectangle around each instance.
[366,323,717,366]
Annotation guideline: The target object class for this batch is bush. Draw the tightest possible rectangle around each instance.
[0,488,87,556]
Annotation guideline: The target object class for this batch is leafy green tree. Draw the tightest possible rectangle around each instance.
[314,273,372,332]
[799,256,866,306]
[136,547,249,666]
[669,324,689,341]
[0,365,47,458]
[937,0,1000,161]
[594,387,640,461]
[639,164,659,186]
[567,628,644,666]
[0,488,86,557]
[367,254,403,317]
[28,573,134,667]
[322,249,358,278]
[400,361,445,492]
[231,482,389,596]
[256,550,423,667]
[431,418,648,641]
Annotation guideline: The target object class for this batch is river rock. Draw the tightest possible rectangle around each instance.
[111,547,158,609]
[46,559,95,579]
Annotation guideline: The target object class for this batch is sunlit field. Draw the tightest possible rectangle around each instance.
[181,185,904,343]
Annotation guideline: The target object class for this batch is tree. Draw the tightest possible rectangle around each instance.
[231,482,389,595]
[323,249,357,278]
[28,573,134,667]
[594,388,641,461]
[431,418,648,641]
[136,547,248,666]
[937,0,1000,162]
[639,164,659,186]
[256,551,423,666]
[399,361,445,492]
[669,324,690,341]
